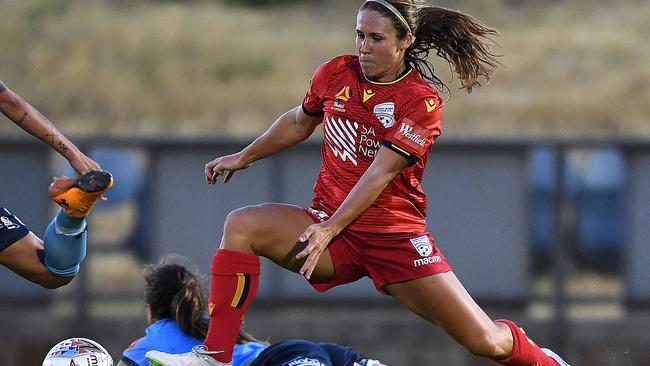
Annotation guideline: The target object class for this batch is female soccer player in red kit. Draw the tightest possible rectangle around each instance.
[147,1,570,365]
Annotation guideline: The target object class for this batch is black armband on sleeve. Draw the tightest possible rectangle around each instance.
[301,99,324,117]
[0,81,6,93]
[383,140,419,166]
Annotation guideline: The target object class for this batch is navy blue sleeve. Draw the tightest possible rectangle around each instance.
[319,343,367,366]
[0,206,30,252]
[250,340,331,366]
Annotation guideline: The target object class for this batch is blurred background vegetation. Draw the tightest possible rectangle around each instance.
[1,0,648,136]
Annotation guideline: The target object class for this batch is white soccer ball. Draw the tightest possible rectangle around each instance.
[42,338,114,366]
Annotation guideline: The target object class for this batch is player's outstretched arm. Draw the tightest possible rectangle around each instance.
[0,81,100,174]
[205,106,322,184]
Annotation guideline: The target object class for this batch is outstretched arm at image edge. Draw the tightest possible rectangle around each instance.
[0,81,99,173]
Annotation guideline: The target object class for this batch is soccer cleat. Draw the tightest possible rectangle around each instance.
[49,169,114,218]
[542,348,571,366]
[145,346,229,366]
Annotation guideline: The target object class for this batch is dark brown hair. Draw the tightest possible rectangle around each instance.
[360,0,501,93]
[144,257,267,345]
[144,260,208,339]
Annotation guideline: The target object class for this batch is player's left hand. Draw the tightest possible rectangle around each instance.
[68,151,101,175]
[296,222,338,280]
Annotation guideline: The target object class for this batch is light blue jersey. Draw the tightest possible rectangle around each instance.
[233,341,267,366]
[121,318,266,366]
[122,318,202,366]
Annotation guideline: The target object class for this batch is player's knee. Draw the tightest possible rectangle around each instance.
[463,329,506,358]
[221,207,258,253]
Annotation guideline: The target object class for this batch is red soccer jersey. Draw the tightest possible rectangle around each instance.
[302,55,443,233]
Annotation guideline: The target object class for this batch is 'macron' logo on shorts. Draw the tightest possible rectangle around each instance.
[411,235,441,267]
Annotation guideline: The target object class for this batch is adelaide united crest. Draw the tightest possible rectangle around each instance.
[373,102,395,128]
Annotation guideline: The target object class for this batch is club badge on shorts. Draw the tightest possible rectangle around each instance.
[410,235,432,257]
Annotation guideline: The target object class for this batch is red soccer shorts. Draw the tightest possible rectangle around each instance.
[304,208,452,294]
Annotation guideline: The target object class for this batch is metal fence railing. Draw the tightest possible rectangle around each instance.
[1,135,649,365]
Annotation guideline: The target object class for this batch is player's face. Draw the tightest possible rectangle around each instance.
[356,9,412,82]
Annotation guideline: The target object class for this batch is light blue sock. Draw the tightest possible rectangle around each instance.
[43,209,88,276]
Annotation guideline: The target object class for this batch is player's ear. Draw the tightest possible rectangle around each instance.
[400,33,415,50]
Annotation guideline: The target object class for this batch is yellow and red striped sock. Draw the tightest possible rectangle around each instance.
[204,248,260,363]
[493,319,560,366]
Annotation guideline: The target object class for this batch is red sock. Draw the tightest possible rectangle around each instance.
[204,248,260,363]
[493,319,560,366]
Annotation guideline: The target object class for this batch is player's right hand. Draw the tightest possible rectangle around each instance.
[204,153,252,184]
[68,152,101,175]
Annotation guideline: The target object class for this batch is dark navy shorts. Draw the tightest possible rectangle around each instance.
[0,206,30,252]
[250,340,377,366]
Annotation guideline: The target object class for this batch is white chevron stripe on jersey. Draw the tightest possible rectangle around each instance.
[329,117,355,153]
[326,128,358,166]
[325,116,359,165]
[326,120,354,154]
[324,122,350,157]
[337,117,358,142]
[336,117,358,146]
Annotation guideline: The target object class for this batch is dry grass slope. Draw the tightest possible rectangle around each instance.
[0,0,648,136]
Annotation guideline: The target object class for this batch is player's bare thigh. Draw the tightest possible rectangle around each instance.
[221,203,335,282]
[0,232,72,288]
[385,272,512,357]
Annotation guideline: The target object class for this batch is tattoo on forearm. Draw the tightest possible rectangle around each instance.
[0,105,27,123]
[58,141,69,153]
[16,112,28,125]
[0,81,6,93]
[45,132,69,153]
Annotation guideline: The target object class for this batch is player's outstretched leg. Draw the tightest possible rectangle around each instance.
[146,346,229,366]
[386,273,571,366]
[44,169,113,276]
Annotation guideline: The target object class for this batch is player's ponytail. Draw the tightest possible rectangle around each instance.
[361,0,501,93]
[144,259,208,339]
[411,5,501,93]
[170,269,209,339]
